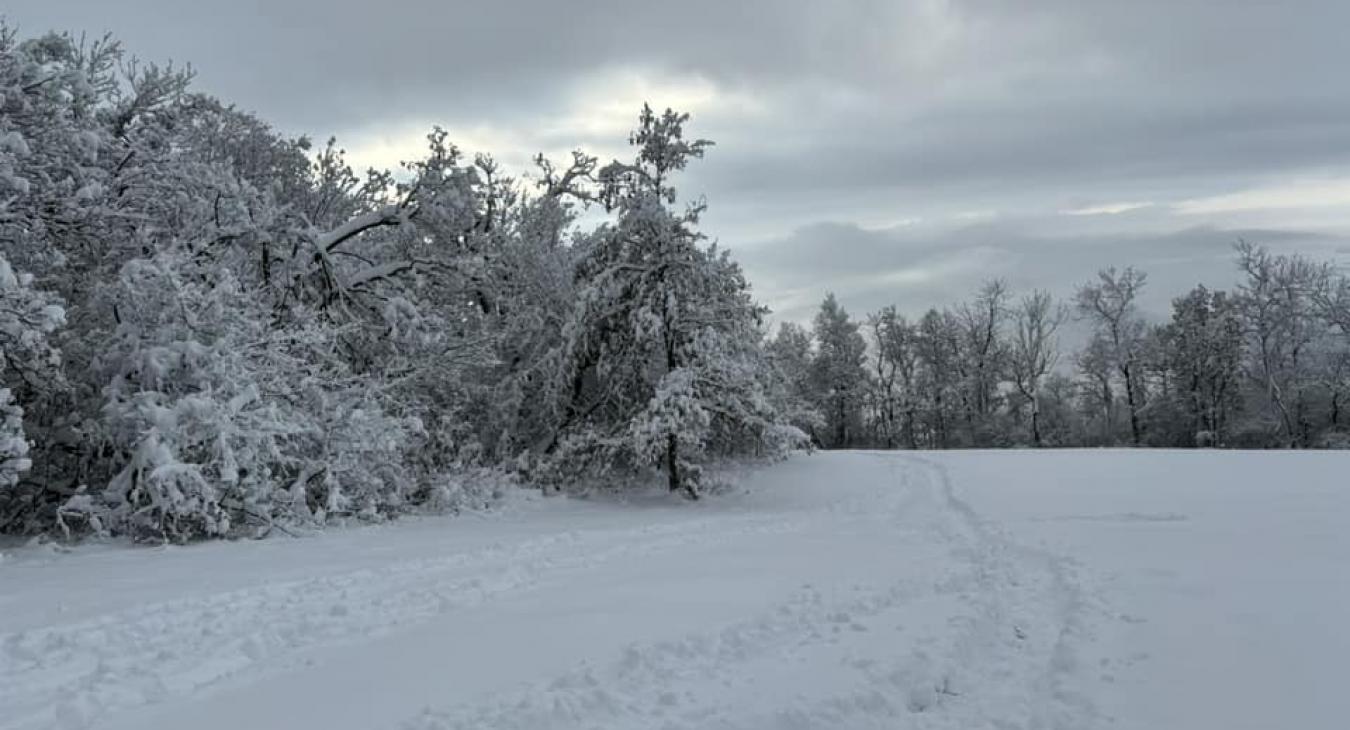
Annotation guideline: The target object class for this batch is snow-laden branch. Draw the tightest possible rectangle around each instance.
[346,260,417,290]
[315,205,409,253]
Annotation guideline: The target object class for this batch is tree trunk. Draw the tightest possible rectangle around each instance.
[1031,394,1043,447]
[666,433,696,499]
[1123,364,1142,446]
[666,433,681,492]
[836,395,847,448]
[904,406,918,450]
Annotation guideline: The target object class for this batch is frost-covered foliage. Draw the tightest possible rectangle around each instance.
[537,106,804,497]
[0,387,25,490]
[79,253,418,540]
[0,26,804,539]
[0,254,64,519]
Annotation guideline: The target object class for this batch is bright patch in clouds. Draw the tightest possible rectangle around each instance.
[339,122,538,176]
[1062,201,1153,216]
[339,67,762,179]
[556,67,764,139]
[1174,177,1350,216]
[954,209,999,222]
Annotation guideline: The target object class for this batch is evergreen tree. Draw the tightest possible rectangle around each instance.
[810,293,868,448]
[1158,286,1243,446]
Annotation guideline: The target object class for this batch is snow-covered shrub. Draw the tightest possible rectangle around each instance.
[0,255,64,521]
[1315,431,1350,450]
[1,19,811,539]
[628,368,711,491]
[88,253,417,541]
[414,468,514,514]
[0,388,29,490]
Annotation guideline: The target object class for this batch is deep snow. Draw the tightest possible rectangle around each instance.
[1,450,1346,730]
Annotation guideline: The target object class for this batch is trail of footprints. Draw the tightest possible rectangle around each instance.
[2,456,1106,730]
[0,511,811,730]
[404,457,1103,730]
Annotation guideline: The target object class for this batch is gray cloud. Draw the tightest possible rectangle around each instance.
[734,218,1350,325]
[9,0,1350,323]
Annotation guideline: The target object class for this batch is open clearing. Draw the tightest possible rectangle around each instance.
[2,450,1346,730]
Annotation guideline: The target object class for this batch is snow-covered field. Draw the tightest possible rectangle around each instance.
[2,450,1346,730]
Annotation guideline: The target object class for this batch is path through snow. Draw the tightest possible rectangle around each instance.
[4,452,1117,729]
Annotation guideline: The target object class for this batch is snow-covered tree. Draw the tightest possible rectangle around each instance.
[1234,242,1328,447]
[766,321,821,441]
[1154,286,1243,446]
[809,293,868,448]
[913,308,963,448]
[540,106,801,497]
[0,255,64,505]
[78,250,417,541]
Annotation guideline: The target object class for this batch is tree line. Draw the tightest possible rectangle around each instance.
[0,26,806,541]
[4,26,1345,543]
[777,243,1350,451]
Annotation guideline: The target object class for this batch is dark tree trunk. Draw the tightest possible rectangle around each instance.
[836,394,847,448]
[1123,364,1142,446]
[1031,403,1043,447]
[666,433,682,493]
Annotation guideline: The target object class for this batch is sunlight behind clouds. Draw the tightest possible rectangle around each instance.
[1173,177,1350,216]
[338,67,765,179]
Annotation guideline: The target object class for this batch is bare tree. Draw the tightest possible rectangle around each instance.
[915,308,962,448]
[957,280,1011,445]
[1010,290,1065,446]
[869,306,921,449]
[1235,241,1327,447]
[1314,268,1350,339]
[1076,267,1148,445]
[866,311,899,447]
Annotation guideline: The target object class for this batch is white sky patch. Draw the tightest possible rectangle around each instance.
[336,122,540,177]
[806,245,1006,294]
[332,66,765,188]
[877,245,1005,288]
[553,67,766,140]
[1173,177,1350,216]
[856,216,923,231]
[1061,201,1153,216]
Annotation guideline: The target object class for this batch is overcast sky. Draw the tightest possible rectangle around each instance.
[10,0,1350,323]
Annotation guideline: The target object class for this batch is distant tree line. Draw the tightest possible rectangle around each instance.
[0,26,806,541]
[775,243,1350,451]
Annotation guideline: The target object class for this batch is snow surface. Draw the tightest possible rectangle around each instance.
[2,450,1346,730]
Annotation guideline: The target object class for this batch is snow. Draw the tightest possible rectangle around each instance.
[2,450,1347,730]
[939,450,1350,730]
